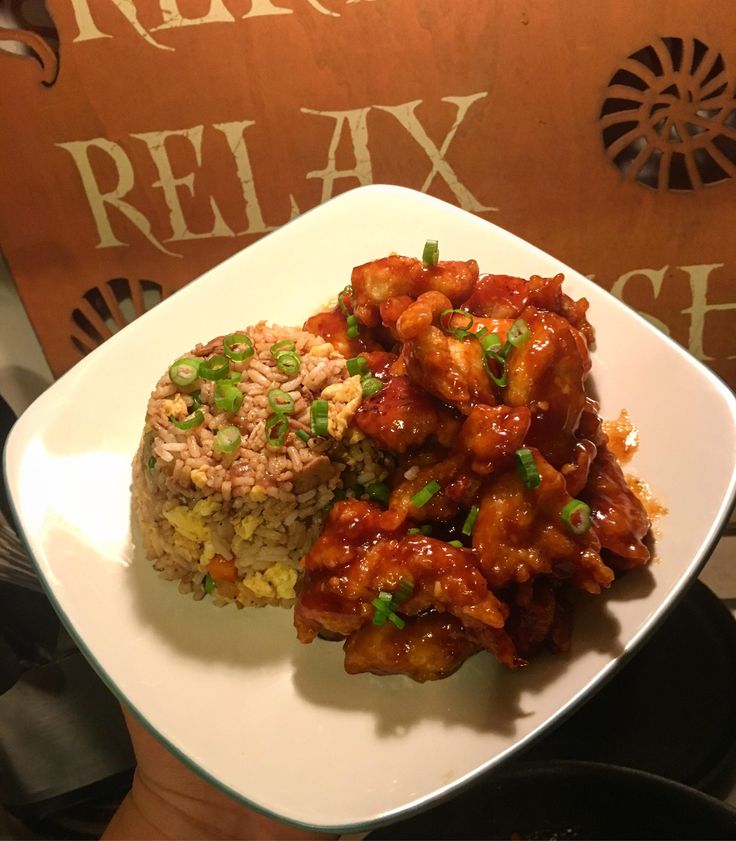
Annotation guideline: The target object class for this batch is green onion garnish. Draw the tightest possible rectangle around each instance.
[507,319,531,348]
[270,339,296,358]
[214,383,244,414]
[223,333,254,362]
[346,314,360,339]
[203,574,216,595]
[479,331,502,353]
[170,410,205,430]
[361,377,382,397]
[214,425,241,454]
[199,354,230,381]
[422,239,439,267]
[228,371,242,383]
[407,524,432,536]
[560,499,593,535]
[346,356,369,377]
[267,388,295,415]
[190,390,202,411]
[411,480,441,508]
[168,358,200,387]
[393,579,414,604]
[265,413,289,448]
[483,350,507,388]
[337,285,353,316]
[147,455,156,472]
[366,483,390,505]
[275,351,301,375]
[310,399,329,436]
[462,504,479,536]
[515,448,541,490]
[448,540,464,549]
[296,429,311,443]
[371,579,414,630]
[439,308,474,340]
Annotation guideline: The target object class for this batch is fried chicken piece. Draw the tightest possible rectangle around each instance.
[351,255,478,327]
[294,500,522,677]
[581,444,651,570]
[343,612,480,681]
[459,404,531,475]
[504,577,573,658]
[504,307,591,466]
[403,325,496,414]
[472,451,614,594]
[303,309,381,358]
[461,272,594,345]
[355,374,461,453]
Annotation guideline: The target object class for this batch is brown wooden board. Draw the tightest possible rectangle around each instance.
[0,0,734,384]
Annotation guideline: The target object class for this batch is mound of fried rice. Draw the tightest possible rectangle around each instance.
[132,323,390,608]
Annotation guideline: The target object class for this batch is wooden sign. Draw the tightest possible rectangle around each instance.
[0,0,734,386]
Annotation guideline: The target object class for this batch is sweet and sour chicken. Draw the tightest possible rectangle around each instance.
[296,250,654,682]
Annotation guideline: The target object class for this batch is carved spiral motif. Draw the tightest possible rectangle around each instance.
[70,278,164,357]
[601,37,736,190]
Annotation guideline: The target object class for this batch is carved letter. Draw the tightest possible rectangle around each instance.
[213,120,282,234]
[131,126,235,242]
[609,266,671,335]
[241,0,293,17]
[301,106,373,202]
[67,0,112,42]
[680,263,736,361]
[153,0,235,30]
[375,93,496,212]
[56,138,178,256]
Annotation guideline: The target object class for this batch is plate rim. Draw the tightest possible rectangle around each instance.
[4,183,736,832]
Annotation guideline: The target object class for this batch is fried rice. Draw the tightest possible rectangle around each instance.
[131,322,391,608]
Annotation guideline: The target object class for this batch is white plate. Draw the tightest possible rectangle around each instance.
[4,185,736,833]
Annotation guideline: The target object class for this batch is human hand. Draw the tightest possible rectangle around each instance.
[103,708,338,840]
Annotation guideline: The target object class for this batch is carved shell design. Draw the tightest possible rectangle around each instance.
[70,278,164,357]
[601,37,736,190]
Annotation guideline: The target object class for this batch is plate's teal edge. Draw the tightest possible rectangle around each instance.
[3,183,736,834]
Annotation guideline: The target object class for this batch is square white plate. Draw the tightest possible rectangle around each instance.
[4,185,736,833]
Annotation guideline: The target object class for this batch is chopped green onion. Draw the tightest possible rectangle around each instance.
[346,356,369,377]
[411,480,441,508]
[448,540,464,549]
[478,331,502,353]
[422,239,439,267]
[223,333,254,362]
[560,499,592,535]
[214,383,244,414]
[337,285,353,316]
[199,354,230,381]
[408,524,433,536]
[366,483,390,505]
[439,308,474,337]
[204,574,216,595]
[515,448,541,490]
[214,426,241,454]
[361,377,382,397]
[507,319,531,348]
[310,399,329,436]
[388,612,406,630]
[275,350,301,375]
[371,590,407,629]
[171,410,204,430]
[228,371,242,383]
[168,358,200,387]
[189,390,202,411]
[267,388,295,415]
[346,314,360,339]
[270,339,296,358]
[483,350,507,388]
[393,579,414,604]
[147,455,156,472]
[265,413,289,448]
[462,504,479,536]
[296,429,311,443]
